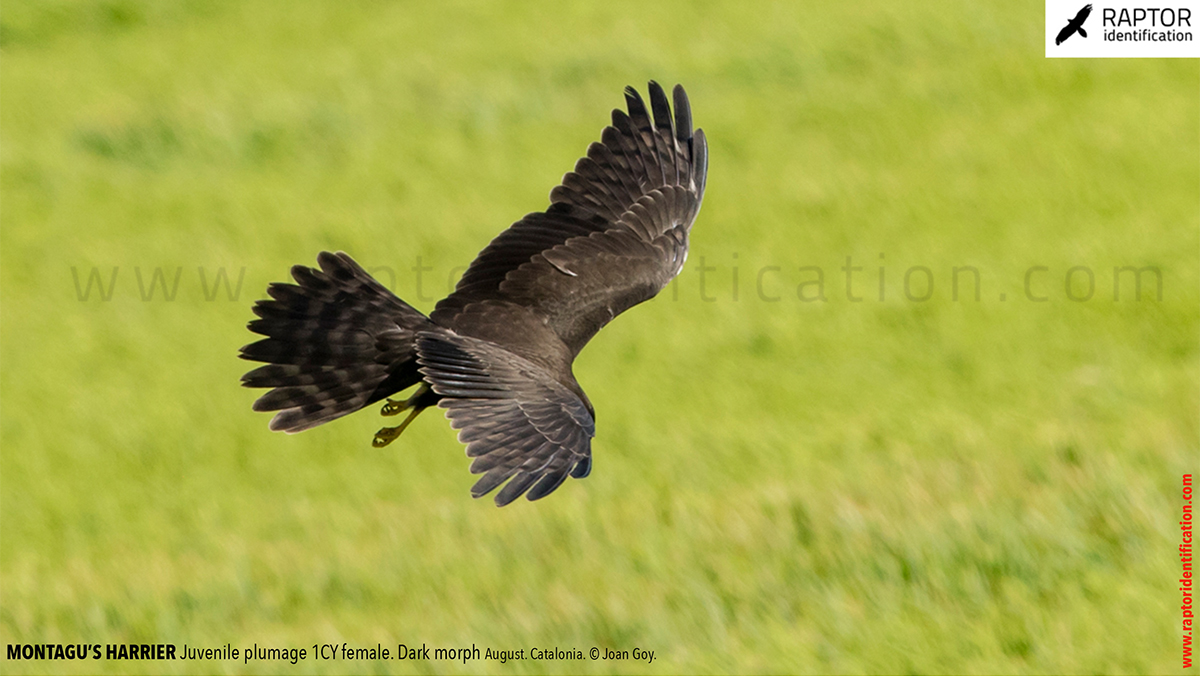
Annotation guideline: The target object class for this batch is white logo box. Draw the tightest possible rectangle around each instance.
[1047,0,1200,57]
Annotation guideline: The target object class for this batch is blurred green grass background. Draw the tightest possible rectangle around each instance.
[1,1,1197,673]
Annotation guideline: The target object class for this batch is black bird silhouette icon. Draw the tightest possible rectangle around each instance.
[1056,4,1093,44]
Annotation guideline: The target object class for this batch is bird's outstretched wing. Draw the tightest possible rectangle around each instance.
[416,331,595,505]
[432,82,708,355]
[1074,4,1093,23]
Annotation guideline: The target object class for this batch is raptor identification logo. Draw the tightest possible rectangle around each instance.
[1046,0,1200,56]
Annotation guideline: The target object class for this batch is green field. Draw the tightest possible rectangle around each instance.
[2,1,1197,673]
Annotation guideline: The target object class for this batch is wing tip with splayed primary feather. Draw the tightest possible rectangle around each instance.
[434,81,707,319]
[672,84,692,142]
[415,330,594,506]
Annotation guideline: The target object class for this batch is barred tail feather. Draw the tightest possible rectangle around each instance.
[239,251,432,433]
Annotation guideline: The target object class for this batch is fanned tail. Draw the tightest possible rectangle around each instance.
[239,251,433,433]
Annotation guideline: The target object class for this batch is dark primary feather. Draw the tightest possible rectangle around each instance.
[240,83,708,505]
[431,81,707,332]
[415,331,594,506]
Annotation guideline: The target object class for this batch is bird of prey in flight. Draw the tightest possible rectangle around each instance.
[240,82,708,506]
[1056,4,1092,45]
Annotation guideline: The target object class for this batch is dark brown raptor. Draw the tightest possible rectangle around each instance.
[240,82,708,505]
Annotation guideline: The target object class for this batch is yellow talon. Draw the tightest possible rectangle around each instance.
[373,426,404,447]
[373,402,424,448]
[380,383,431,417]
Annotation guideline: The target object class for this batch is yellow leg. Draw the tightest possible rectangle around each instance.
[381,383,430,416]
[373,406,424,448]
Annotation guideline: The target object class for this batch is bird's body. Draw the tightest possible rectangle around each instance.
[1056,4,1093,45]
[240,82,707,505]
